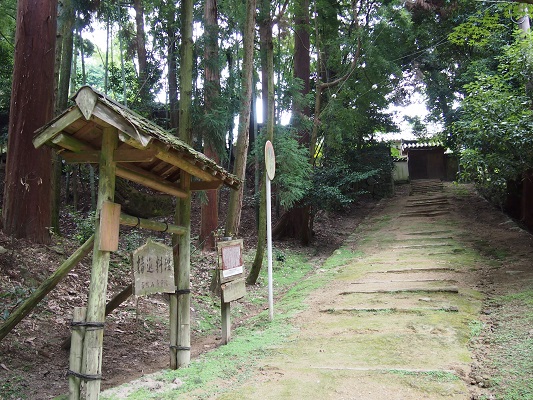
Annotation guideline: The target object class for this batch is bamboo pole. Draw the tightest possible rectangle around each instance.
[81,126,118,399]
[0,235,95,342]
[69,307,86,400]
[170,173,191,369]
[62,284,132,351]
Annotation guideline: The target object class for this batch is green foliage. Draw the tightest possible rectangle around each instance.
[0,0,15,137]
[70,210,95,244]
[309,141,393,212]
[448,11,505,49]
[403,115,428,139]
[453,36,533,204]
[253,128,312,209]
[309,162,377,211]
[469,319,484,339]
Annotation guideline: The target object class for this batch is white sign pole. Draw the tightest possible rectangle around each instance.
[266,176,274,320]
[265,141,276,321]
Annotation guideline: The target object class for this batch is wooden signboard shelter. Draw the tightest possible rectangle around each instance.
[32,86,241,399]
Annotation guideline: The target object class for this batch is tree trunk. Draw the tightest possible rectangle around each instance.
[133,0,149,104]
[248,1,274,285]
[57,0,74,111]
[166,4,179,132]
[272,0,312,246]
[200,0,221,251]
[224,0,256,238]
[3,0,57,244]
[51,0,75,234]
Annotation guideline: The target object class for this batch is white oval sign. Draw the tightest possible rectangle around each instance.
[265,140,276,180]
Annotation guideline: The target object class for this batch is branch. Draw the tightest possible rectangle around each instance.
[273,0,290,24]
[318,38,361,91]
[0,31,14,50]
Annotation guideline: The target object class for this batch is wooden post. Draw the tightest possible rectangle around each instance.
[0,235,94,342]
[221,299,231,344]
[69,307,86,400]
[81,126,118,399]
[170,172,191,369]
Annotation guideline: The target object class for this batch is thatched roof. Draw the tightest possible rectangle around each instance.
[33,86,240,198]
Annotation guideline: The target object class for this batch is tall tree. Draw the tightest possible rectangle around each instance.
[51,0,76,234]
[164,1,180,130]
[224,0,256,237]
[3,0,57,243]
[200,0,221,251]
[247,0,274,285]
[271,0,312,245]
[133,0,150,107]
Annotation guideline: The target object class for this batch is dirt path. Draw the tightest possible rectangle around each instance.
[96,180,532,400]
[185,180,532,400]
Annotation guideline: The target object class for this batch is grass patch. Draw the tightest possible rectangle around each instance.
[485,288,533,400]
[471,239,510,261]
[469,319,484,339]
[321,248,364,270]
[388,369,460,382]
[101,247,335,399]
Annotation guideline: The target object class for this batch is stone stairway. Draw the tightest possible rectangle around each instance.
[211,181,480,399]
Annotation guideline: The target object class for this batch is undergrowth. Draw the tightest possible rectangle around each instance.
[487,289,533,400]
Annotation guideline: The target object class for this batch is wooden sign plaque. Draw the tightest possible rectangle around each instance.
[217,239,244,283]
[132,239,175,296]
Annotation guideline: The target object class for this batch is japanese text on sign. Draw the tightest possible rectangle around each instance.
[218,239,244,280]
[132,239,175,296]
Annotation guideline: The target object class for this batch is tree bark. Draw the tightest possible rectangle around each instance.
[3,0,57,243]
[134,0,149,105]
[166,3,179,132]
[200,0,221,251]
[224,0,256,238]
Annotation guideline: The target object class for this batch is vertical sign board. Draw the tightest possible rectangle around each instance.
[132,239,176,296]
[217,239,245,344]
[218,239,244,283]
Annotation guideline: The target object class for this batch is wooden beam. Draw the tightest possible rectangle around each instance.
[121,139,217,182]
[119,213,187,235]
[0,235,95,342]
[190,180,223,191]
[62,151,99,163]
[60,146,155,164]
[69,307,86,400]
[32,107,83,149]
[91,103,152,147]
[114,149,157,162]
[150,142,217,182]
[52,133,93,152]
[116,164,188,199]
[50,133,187,198]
